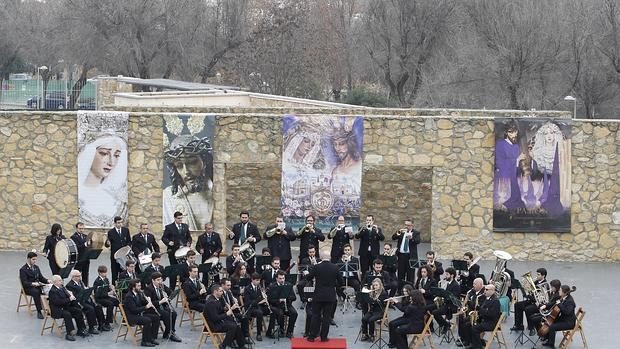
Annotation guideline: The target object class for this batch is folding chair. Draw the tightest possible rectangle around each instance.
[40,296,65,337]
[178,288,204,330]
[115,303,143,346]
[482,313,507,349]
[16,282,34,315]
[196,313,226,349]
[408,313,435,349]
[559,307,588,349]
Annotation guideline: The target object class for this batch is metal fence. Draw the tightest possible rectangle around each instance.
[0,78,97,110]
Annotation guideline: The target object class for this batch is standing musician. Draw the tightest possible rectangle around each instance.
[266,271,298,338]
[243,273,271,342]
[182,265,207,312]
[264,216,295,270]
[71,222,91,285]
[226,244,245,275]
[66,270,107,334]
[414,265,436,305]
[297,245,319,307]
[107,216,131,283]
[143,252,165,286]
[92,265,119,328]
[48,275,88,341]
[19,251,51,319]
[328,215,352,263]
[360,278,387,342]
[123,279,160,347]
[537,285,577,348]
[424,251,444,281]
[204,284,248,349]
[131,223,160,272]
[355,215,385,273]
[195,222,222,263]
[256,247,273,274]
[469,284,501,349]
[42,223,66,276]
[458,252,480,293]
[511,267,548,335]
[162,211,192,266]
[388,284,414,347]
[261,256,282,287]
[431,267,461,335]
[457,277,485,347]
[228,211,261,273]
[144,272,182,342]
[296,215,325,262]
[391,289,427,349]
[392,218,421,286]
[221,278,251,344]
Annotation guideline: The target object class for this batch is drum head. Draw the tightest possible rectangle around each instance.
[239,242,251,252]
[175,246,190,258]
[139,255,152,265]
[55,239,71,268]
[493,250,513,260]
[88,231,104,250]
[114,245,132,259]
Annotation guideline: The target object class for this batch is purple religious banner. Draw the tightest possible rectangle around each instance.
[493,119,571,232]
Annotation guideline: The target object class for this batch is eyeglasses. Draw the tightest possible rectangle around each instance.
[484,288,492,291]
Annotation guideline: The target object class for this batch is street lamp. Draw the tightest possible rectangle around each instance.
[37,65,48,110]
[564,95,576,119]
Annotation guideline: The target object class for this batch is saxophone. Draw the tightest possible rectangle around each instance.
[468,292,482,326]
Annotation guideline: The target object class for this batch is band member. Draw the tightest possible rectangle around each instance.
[457,277,485,347]
[261,256,281,287]
[226,244,245,275]
[162,211,192,267]
[123,279,160,347]
[392,289,427,349]
[392,219,421,286]
[131,223,160,272]
[204,284,248,349]
[538,285,577,348]
[511,267,547,334]
[355,215,384,273]
[243,273,270,341]
[66,269,107,334]
[266,271,298,338]
[228,211,261,273]
[71,222,91,285]
[256,247,272,274]
[119,260,138,281]
[92,265,119,327]
[179,250,198,284]
[360,278,387,341]
[42,223,66,276]
[469,284,501,349]
[144,272,182,342]
[298,245,319,306]
[107,216,131,283]
[296,215,325,262]
[195,223,222,263]
[528,279,561,335]
[182,265,207,312]
[265,216,295,270]
[388,284,413,347]
[364,259,397,298]
[382,243,398,278]
[230,262,250,299]
[424,251,444,281]
[328,215,352,263]
[458,252,480,293]
[143,252,166,286]
[220,278,251,343]
[414,265,436,304]
[19,251,51,318]
[432,267,461,334]
[338,244,361,296]
[48,275,88,341]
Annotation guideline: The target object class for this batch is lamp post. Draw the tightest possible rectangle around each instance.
[36,65,48,110]
[564,95,576,119]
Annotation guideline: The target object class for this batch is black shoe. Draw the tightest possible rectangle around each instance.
[100,325,112,332]
[256,334,262,341]
[65,334,76,341]
[388,343,396,348]
[300,302,305,310]
[89,327,100,335]
[141,342,155,347]
[330,319,337,325]
[266,332,275,339]
[307,337,315,342]
[77,330,89,337]
[286,332,293,338]
[320,338,329,342]
[37,312,44,319]
[170,334,182,342]
[245,337,252,344]
[150,340,160,345]
[360,334,369,341]
[510,325,524,331]
[529,328,537,337]
[278,329,286,337]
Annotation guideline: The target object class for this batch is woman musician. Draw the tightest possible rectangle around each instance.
[387,284,414,347]
[414,265,436,305]
[536,284,576,348]
[360,278,387,342]
[392,290,427,349]
[230,262,250,299]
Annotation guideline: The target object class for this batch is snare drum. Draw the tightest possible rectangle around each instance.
[114,246,136,270]
[55,239,78,269]
[138,254,153,267]
[175,246,191,263]
[239,242,255,261]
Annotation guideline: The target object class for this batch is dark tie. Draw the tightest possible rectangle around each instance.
[117,228,121,236]
[156,287,161,299]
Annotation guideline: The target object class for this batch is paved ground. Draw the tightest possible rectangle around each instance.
[1,244,614,349]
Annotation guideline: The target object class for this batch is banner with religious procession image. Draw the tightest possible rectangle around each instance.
[281,115,364,232]
[77,111,129,228]
[162,115,215,231]
[493,118,571,232]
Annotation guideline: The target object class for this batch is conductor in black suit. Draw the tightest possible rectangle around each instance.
[355,215,385,273]
[391,219,421,286]
[264,216,295,270]
[71,222,91,285]
[162,211,192,266]
[227,211,261,273]
[305,248,344,342]
[131,223,160,271]
[106,216,131,283]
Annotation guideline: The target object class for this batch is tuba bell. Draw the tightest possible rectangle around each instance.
[490,250,512,297]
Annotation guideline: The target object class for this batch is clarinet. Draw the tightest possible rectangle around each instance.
[140,290,160,316]
[223,294,240,326]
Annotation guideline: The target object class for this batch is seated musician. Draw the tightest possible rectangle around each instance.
[143,252,165,286]
[204,284,248,349]
[360,278,387,342]
[388,284,414,347]
[255,247,272,275]
[537,285,577,348]
[179,250,198,284]
[243,273,270,341]
[266,271,297,338]
[93,265,119,328]
[123,279,160,347]
[393,289,427,349]
[66,269,107,334]
[19,251,51,319]
[457,252,480,294]
[457,277,485,347]
[529,279,561,332]
[431,267,461,335]
[364,259,397,302]
[118,260,138,298]
[226,244,244,275]
[230,262,250,299]
[261,256,282,288]
[414,265,436,305]
[511,267,548,335]
[338,244,361,298]
[382,243,398,278]
[182,265,208,312]
[221,278,251,344]
[469,284,501,349]
[297,245,319,307]
[144,272,182,342]
[48,275,88,341]
[424,251,444,281]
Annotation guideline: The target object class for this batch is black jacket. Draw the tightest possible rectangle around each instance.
[144,284,172,312]
[226,254,244,275]
[66,279,95,306]
[554,295,577,325]
[123,291,148,326]
[162,222,192,252]
[93,276,113,300]
[107,227,131,255]
[391,229,421,260]
[327,226,351,260]
[267,281,296,306]
[182,278,206,305]
[195,232,222,262]
[414,277,436,301]
[204,295,232,331]
[297,227,325,260]
[71,231,90,258]
[264,224,295,260]
[478,295,501,325]
[445,279,462,311]
[143,264,166,285]
[230,221,261,248]
[243,283,265,309]
[305,260,343,302]
[42,234,65,265]
[19,263,48,289]
[364,270,392,287]
[131,232,160,258]
[355,226,384,257]
[403,303,426,333]
[261,268,281,287]
[48,285,74,318]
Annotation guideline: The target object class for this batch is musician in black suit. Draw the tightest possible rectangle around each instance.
[295,215,325,262]
[66,269,107,333]
[107,216,131,283]
[355,215,385,273]
[266,271,297,338]
[227,211,261,273]
[414,265,436,305]
[457,278,485,347]
[19,252,50,318]
[297,245,319,305]
[71,222,91,285]
[392,219,421,286]
[178,250,198,284]
[243,273,270,341]
[226,244,245,275]
[48,275,88,341]
[363,259,397,299]
[511,267,547,333]
[458,252,480,294]
[92,265,119,327]
[123,279,159,347]
[143,253,165,286]
[119,260,139,280]
[337,244,361,297]
[131,223,160,272]
[195,222,222,263]
[539,285,577,348]
[162,211,192,266]
[144,272,182,342]
[264,216,295,270]
[260,257,281,288]
[431,267,461,334]
[204,285,247,349]
[220,278,251,343]
[393,290,427,349]
[42,223,66,276]
[182,265,207,312]
[470,284,501,349]
[424,251,444,281]
[305,248,344,342]
[327,215,352,263]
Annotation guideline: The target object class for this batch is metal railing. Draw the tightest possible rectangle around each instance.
[0,79,97,110]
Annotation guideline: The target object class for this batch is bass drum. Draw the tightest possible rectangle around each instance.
[87,231,105,250]
[55,239,78,269]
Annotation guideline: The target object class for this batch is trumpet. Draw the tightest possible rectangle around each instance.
[341,254,352,263]
[296,224,314,237]
[385,247,397,256]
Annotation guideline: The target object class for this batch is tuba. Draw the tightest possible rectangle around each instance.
[490,250,512,297]
[521,271,550,307]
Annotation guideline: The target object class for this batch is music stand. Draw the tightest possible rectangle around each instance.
[83,248,103,261]
[269,283,294,342]
[452,259,468,272]
[255,255,273,273]
[337,261,358,313]
[76,287,94,303]
[378,255,397,273]
[408,259,423,269]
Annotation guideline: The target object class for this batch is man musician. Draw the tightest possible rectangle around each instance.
[297,245,319,307]
[392,218,421,286]
[221,278,251,344]
[48,275,88,341]
[327,215,352,263]
[66,269,107,334]
[123,279,160,347]
[296,215,325,262]
[71,222,91,285]
[92,265,119,328]
[424,251,444,281]
[511,267,548,336]
[179,250,198,284]
[243,273,271,341]
[266,271,298,338]
[195,222,222,263]
[264,216,295,271]
[162,211,192,266]
[261,256,282,288]
[144,272,182,342]
[457,277,485,347]
[430,267,461,335]
[468,284,501,349]
[119,260,139,288]
[226,244,245,275]
[107,216,131,283]
[131,223,160,272]
[182,265,208,312]
[338,244,361,297]
[355,215,384,273]
[143,252,166,286]
[457,252,480,294]
[228,211,261,273]
[204,284,248,349]
[363,259,397,305]
[19,251,50,319]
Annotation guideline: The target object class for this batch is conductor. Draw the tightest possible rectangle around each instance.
[305,248,343,342]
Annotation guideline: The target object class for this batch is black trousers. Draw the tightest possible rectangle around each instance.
[394,323,423,349]
[56,305,86,334]
[396,253,414,286]
[96,296,119,324]
[362,310,383,336]
[110,256,121,284]
[545,320,575,346]
[268,303,297,334]
[133,313,160,343]
[513,299,535,328]
[523,304,539,329]
[82,301,105,328]
[280,259,291,272]
[432,305,453,328]
[360,255,373,274]
[212,320,245,347]
[24,286,44,312]
[75,260,90,286]
[160,307,177,336]
[458,314,473,344]
[49,259,60,277]
[297,278,311,303]
[388,316,409,345]
[309,300,336,340]
[189,301,206,313]
[471,320,496,348]
[247,304,269,335]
